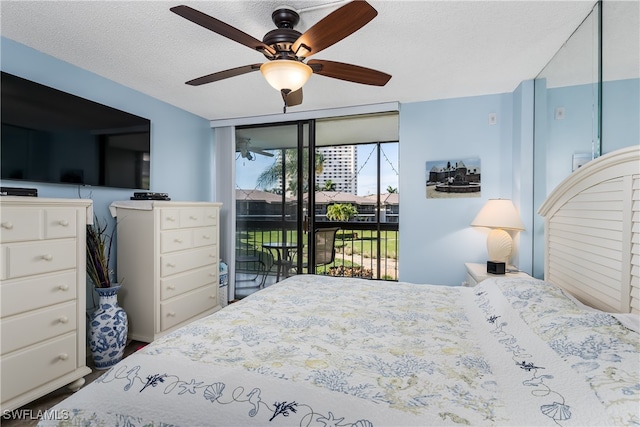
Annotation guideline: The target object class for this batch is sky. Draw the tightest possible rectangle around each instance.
[236,143,399,196]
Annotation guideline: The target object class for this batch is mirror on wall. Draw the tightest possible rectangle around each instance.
[532,2,600,279]
[532,0,640,279]
[601,0,640,153]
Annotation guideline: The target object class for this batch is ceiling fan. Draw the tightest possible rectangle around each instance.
[170,1,391,112]
[237,138,274,161]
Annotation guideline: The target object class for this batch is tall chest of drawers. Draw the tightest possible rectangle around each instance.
[113,201,222,342]
[0,197,93,412]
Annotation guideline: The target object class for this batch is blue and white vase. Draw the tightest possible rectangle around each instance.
[89,285,128,370]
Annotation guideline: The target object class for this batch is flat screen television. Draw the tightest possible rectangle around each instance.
[1,71,151,190]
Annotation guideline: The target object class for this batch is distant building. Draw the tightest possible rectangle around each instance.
[316,146,358,194]
[428,160,481,184]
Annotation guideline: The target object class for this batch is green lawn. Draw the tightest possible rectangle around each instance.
[239,228,398,261]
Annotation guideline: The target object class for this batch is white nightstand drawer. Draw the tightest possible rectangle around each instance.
[160,265,217,300]
[160,284,218,331]
[465,272,477,287]
[5,240,76,279]
[1,333,77,402]
[160,246,218,277]
[1,271,76,317]
[1,302,76,354]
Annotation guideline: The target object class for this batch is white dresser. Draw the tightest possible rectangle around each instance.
[113,201,222,342]
[0,197,93,412]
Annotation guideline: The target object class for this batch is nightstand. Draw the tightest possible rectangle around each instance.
[464,262,531,286]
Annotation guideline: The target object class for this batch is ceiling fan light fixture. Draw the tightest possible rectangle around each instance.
[260,60,312,92]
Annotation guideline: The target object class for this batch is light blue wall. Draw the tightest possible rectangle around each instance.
[398,90,533,286]
[602,78,640,154]
[0,37,214,225]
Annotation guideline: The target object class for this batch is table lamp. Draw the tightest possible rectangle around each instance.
[471,199,525,268]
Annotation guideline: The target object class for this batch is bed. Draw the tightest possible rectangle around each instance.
[38,146,639,426]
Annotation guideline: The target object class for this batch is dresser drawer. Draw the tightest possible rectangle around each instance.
[0,208,42,242]
[159,208,208,230]
[1,271,76,317]
[193,226,217,248]
[44,208,77,239]
[159,209,180,230]
[5,240,76,279]
[160,285,218,331]
[160,229,193,253]
[160,265,217,300]
[1,333,77,402]
[1,302,76,355]
[203,207,218,226]
[179,208,205,228]
[160,246,217,277]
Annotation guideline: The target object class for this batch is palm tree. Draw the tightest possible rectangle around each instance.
[322,180,337,191]
[387,186,398,193]
[257,149,325,195]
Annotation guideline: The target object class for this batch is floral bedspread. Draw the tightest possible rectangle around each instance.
[39,275,639,426]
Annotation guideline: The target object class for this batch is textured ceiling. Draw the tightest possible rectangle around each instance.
[1,1,597,121]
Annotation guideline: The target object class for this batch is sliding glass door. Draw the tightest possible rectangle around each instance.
[234,112,399,298]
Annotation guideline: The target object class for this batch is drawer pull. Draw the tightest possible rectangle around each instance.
[201,235,211,239]
[166,216,176,222]
[42,254,54,261]
[174,238,183,243]
[167,262,176,268]
[59,284,70,291]
[190,215,198,220]
[59,316,69,324]
[58,220,70,227]
[209,273,215,277]
[58,353,69,361]
[167,285,176,290]
[209,295,215,299]
[167,311,176,317]
[1,221,13,229]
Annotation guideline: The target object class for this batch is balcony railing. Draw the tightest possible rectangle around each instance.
[236,219,398,282]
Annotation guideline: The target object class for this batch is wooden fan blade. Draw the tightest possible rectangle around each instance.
[291,1,377,58]
[171,5,275,56]
[282,88,303,107]
[186,64,262,86]
[308,59,391,86]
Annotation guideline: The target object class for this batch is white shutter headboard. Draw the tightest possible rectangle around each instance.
[538,145,640,314]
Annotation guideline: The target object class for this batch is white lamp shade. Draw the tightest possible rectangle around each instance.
[260,60,312,92]
[470,199,525,231]
[471,199,525,264]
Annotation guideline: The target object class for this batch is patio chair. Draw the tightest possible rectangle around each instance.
[236,232,267,288]
[303,227,340,272]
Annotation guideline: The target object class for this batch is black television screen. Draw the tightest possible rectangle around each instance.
[1,72,150,190]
